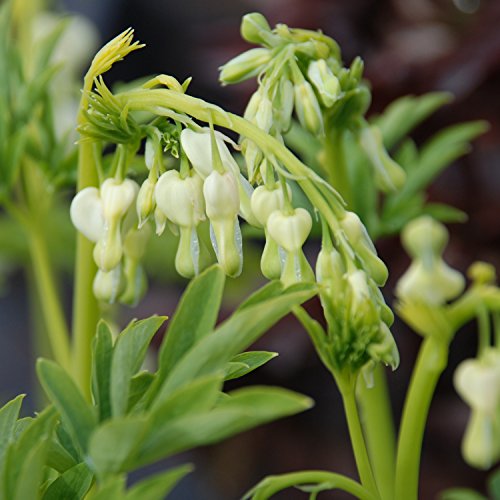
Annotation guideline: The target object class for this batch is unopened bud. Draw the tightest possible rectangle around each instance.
[119,258,147,307]
[294,80,324,136]
[93,266,126,304]
[219,48,271,84]
[307,59,340,107]
[136,178,156,227]
[241,12,273,45]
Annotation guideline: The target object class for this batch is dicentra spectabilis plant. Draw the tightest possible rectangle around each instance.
[0,1,499,499]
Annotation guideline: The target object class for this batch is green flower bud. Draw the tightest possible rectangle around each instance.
[136,178,156,228]
[260,230,282,280]
[240,12,273,45]
[155,170,205,227]
[368,322,400,370]
[174,225,211,278]
[154,206,167,236]
[219,48,271,84]
[274,78,294,131]
[93,265,126,304]
[340,211,388,286]
[359,125,406,192]
[242,139,263,183]
[307,59,340,107]
[396,217,465,305]
[70,186,104,242]
[315,245,345,291]
[468,261,497,286]
[267,208,312,252]
[250,184,289,227]
[461,409,500,470]
[119,258,147,307]
[294,80,324,136]
[93,228,123,272]
[123,224,151,261]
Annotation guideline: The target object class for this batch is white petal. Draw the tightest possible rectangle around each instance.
[70,187,104,242]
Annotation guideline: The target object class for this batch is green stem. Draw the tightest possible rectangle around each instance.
[72,74,100,398]
[338,375,379,496]
[248,470,377,500]
[476,305,490,356]
[324,127,353,207]
[28,227,71,372]
[356,365,396,500]
[394,336,449,500]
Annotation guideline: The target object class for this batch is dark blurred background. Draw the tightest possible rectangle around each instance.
[2,0,500,498]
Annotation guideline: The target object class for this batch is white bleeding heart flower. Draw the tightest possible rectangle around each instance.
[70,187,105,243]
[250,184,290,227]
[203,170,240,220]
[100,178,138,220]
[155,170,205,227]
[180,128,238,179]
[454,353,500,414]
[267,208,312,252]
[136,178,156,228]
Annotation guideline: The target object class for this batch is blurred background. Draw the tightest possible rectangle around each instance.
[1,0,500,498]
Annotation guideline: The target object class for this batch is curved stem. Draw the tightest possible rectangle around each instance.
[356,365,395,500]
[394,336,449,500]
[340,381,379,496]
[247,470,377,500]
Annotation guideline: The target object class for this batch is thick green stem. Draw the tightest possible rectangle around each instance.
[324,128,353,207]
[394,336,448,500]
[28,228,71,372]
[71,141,99,399]
[72,74,100,398]
[338,376,379,497]
[249,470,377,500]
[357,365,396,500]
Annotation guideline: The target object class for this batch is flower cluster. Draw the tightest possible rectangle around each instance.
[220,12,405,192]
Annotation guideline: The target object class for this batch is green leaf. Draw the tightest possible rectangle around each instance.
[124,464,193,500]
[293,306,333,374]
[236,280,285,310]
[157,265,225,377]
[13,438,48,500]
[136,387,313,467]
[0,395,24,470]
[488,468,500,500]
[150,373,223,422]
[88,416,149,476]
[92,321,114,422]
[42,463,93,500]
[375,92,452,149]
[89,476,125,500]
[37,359,97,454]
[110,316,166,417]
[439,488,487,500]
[46,439,77,473]
[225,351,278,381]
[155,283,316,400]
[422,203,467,223]
[127,371,155,413]
[2,407,56,500]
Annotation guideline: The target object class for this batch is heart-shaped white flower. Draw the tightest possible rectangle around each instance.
[70,187,105,242]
